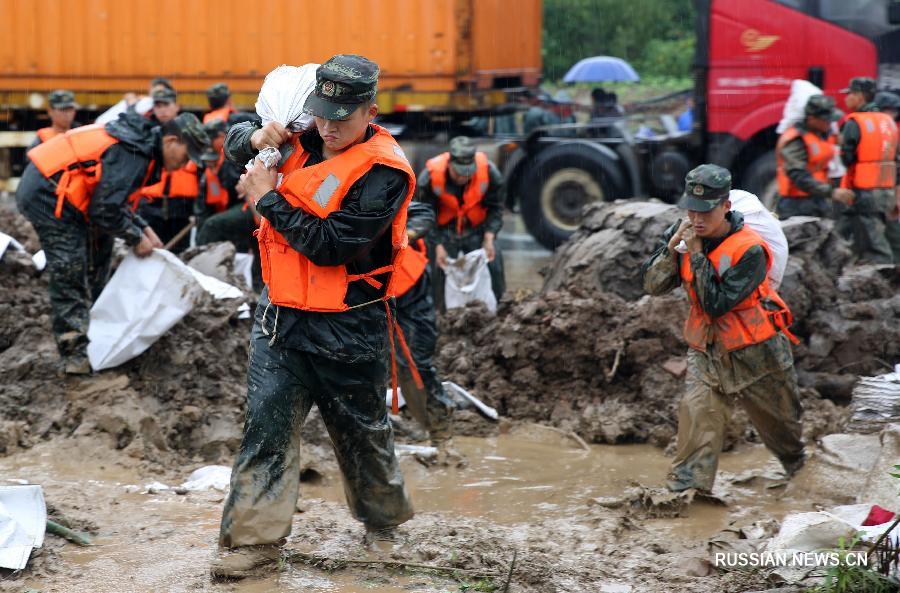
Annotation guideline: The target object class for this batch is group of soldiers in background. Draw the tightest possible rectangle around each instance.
[775,76,899,263]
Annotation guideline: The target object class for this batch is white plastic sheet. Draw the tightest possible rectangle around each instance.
[443,381,499,421]
[0,485,46,571]
[233,252,254,289]
[181,466,232,492]
[87,250,243,371]
[0,232,46,271]
[444,248,497,313]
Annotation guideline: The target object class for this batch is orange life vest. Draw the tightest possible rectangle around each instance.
[776,126,835,197]
[392,238,429,298]
[26,123,119,218]
[204,152,229,214]
[257,124,416,312]
[139,161,200,202]
[36,127,60,143]
[840,111,898,190]
[427,151,490,234]
[679,226,797,353]
[203,106,235,124]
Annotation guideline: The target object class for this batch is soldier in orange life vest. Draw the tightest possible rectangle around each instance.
[775,95,855,219]
[133,86,200,252]
[393,201,460,465]
[195,120,261,290]
[29,90,80,150]
[873,91,900,262]
[204,83,237,125]
[642,165,805,494]
[837,77,899,263]
[211,55,414,579]
[16,112,208,375]
[418,136,506,310]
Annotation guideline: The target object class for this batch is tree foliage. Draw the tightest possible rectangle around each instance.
[543,0,696,80]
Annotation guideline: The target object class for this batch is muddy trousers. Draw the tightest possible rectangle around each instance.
[219,324,414,549]
[834,189,894,264]
[29,219,113,360]
[668,364,805,493]
[396,284,454,443]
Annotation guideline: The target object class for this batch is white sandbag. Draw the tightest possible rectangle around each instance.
[181,465,232,492]
[249,64,319,176]
[444,248,497,313]
[442,381,499,421]
[776,79,822,134]
[0,485,45,571]
[87,250,243,371]
[95,96,153,125]
[848,366,900,434]
[729,190,789,290]
[766,510,858,553]
[674,190,789,290]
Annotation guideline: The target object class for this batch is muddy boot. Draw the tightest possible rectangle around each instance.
[209,544,282,580]
[780,452,807,478]
[63,353,92,376]
[364,525,401,554]
[433,438,467,468]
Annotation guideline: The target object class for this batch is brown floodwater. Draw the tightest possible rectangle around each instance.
[0,433,817,592]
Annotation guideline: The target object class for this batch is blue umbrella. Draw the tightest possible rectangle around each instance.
[563,56,640,83]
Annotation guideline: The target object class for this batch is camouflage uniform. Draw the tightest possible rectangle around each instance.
[396,202,454,443]
[417,137,506,310]
[218,56,413,553]
[838,78,898,264]
[642,165,805,493]
[16,112,208,372]
[776,96,842,220]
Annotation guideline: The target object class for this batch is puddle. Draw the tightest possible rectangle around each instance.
[0,433,825,592]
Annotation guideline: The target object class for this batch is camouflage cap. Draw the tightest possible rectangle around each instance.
[170,112,210,165]
[875,91,900,111]
[841,77,877,96]
[200,147,220,163]
[303,54,379,121]
[48,89,76,109]
[152,87,177,104]
[206,82,230,101]
[448,136,478,176]
[203,119,227,138]
[678,164,732,212]
[805,94,840,121]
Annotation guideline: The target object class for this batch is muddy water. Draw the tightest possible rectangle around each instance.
[1,434,816,592]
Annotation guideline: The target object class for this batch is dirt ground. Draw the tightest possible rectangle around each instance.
[0,200,895,592]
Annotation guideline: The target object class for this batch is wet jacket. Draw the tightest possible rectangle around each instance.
[777,123,835,199]
[641,211,794,392]
[17,112,153,245]
[416,157,504,253]
[225,121,410,363]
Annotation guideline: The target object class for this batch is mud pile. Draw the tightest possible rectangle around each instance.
[439,201,895,445]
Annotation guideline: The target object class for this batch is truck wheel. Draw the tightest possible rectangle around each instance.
[520,144,625,249]
[741,152,778,210]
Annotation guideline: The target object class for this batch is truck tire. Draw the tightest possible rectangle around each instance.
[520,143,625,250]
[741,151,778,211]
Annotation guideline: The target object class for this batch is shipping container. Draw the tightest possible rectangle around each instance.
[0,0,541,112]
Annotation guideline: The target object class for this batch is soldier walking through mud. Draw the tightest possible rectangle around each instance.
[642,164,806,494]
[418,136,506,309]
[16,111,208,375]
[212,55,416,579]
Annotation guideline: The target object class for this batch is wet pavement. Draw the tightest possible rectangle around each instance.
[498,211,552,293]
